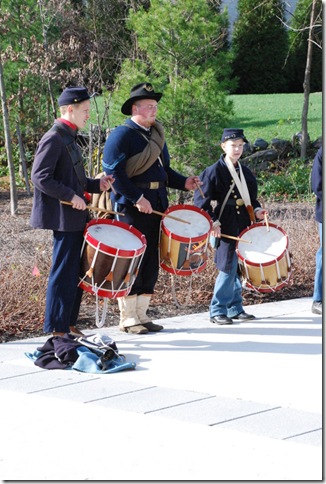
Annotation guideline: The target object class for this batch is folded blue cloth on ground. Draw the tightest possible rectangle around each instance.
[25,341,136,373]
[72,346,136,373]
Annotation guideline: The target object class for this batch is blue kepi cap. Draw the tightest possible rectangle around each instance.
[58,87,91,106]
[221,128,248,143]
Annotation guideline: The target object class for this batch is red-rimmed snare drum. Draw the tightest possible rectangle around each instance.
[159,204,213,276]
[236,222,292,293]
[79,219,146,298]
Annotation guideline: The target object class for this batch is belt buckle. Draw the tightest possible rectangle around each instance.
[150,181,159,189]
[236,198,244,206]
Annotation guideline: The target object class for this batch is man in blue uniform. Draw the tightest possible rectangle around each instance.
[31,86,114,336]
[102,82,201,334]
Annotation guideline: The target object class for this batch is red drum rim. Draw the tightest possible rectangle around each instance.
[84,219,147,258]
[160,260,208,277]
[79,280,130,298]
[243,279,291,293]
[236,222,289,267]
[161,204,212,243]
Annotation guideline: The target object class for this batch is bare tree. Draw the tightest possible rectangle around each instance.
[300,0,320,159]
[0,58,18,215]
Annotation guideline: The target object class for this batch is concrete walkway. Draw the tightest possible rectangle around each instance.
[0,297,322,481]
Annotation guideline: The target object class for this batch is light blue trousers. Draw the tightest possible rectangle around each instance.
[210,252,244,318]
[312,222,322,302]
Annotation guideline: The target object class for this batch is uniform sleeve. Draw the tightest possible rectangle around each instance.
[102,127,144,204]
[194,167,216,219]
[31,133,75,202]
[311,147,322,200]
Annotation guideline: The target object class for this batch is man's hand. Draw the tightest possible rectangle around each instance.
[100,175,115,192]
[185,176,202,191]
[135,196,153,214]
[70,194,87,210]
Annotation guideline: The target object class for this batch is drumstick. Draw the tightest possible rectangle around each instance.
[220,233,252,243]
[195,180,205,199]
[108,180,116,195]
[261,199,269,232]
[152,210,191,224]
[60,200,125,216]
[264,212,270,232]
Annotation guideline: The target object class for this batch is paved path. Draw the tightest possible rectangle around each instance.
[0,297,322,480]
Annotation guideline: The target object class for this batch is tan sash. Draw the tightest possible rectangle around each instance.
[224,158,255,223]
[125,121,165,178]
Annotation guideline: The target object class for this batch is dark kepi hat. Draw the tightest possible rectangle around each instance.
[221,128,248,143]
[121,82,163,115]
[58,86,91,107]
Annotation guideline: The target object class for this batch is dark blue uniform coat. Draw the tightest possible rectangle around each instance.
[102,118,187,295]
[194,155,261,273]
[311,146,322,223]
[30,121,101,231]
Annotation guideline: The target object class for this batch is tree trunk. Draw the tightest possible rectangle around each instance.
[301,0,317,160]
[16,122,31,196]
[0,59,18,215]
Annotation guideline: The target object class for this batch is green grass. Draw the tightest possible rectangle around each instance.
[229,92,322,144]
[90,91,322,145]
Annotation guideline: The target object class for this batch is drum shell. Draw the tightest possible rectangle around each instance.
[79,219,146,298]
[159,204,212,276]
[236,222,292,293]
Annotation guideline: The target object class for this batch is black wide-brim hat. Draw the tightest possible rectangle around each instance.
[121,82,163,115]
[221,128,248,143]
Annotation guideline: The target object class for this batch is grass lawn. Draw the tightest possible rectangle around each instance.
[91,91,322,145]
[228,92,322,144]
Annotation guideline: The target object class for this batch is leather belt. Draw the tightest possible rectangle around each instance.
[135,181,166,189]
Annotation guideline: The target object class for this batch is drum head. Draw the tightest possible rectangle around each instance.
[85,219,146,257]
[162,205,212,242]
[87,224,143,250]
[237,223,288,264]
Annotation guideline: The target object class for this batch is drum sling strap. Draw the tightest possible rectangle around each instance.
[51,125,87,191]
[124,121,166,177]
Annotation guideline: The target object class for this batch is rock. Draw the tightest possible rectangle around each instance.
[253,138,269,151]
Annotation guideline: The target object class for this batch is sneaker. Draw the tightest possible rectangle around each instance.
[311,301,322,315]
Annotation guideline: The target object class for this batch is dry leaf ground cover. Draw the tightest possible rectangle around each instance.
[0,190,318,342]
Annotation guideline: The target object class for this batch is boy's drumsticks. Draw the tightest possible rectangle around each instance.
[60,200,125,216]
[261,199,269,231]
[220,233,251,243]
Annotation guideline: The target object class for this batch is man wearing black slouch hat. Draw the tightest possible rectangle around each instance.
[102,82,201,334]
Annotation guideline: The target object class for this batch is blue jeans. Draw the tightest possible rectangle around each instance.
[210,252,244,318]
[313,222,322,302]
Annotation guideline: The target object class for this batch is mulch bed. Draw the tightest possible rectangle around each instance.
[0,190,317,342]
